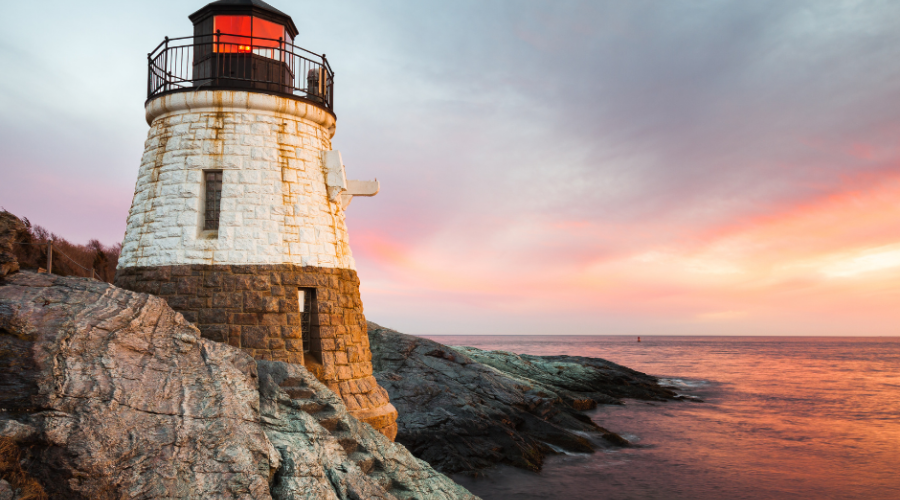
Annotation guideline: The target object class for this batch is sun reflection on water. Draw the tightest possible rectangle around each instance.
[435,336,900,500]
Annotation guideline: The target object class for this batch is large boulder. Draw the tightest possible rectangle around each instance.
[0,272,277,499]
[368,322,677,474]
[0,273,477,500]
[0,212,25,278]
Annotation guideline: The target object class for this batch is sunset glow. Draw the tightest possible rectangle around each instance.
[3,0,899,336]
[352,170,900,335]
[2,3,899,500]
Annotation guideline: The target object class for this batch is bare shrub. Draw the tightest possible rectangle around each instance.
[4,211,120,283]
[0,437,47,500]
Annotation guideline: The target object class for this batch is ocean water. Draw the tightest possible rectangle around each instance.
[420,336,900,500]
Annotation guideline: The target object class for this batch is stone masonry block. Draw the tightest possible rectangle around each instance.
[317,326,337,339]
[230,313,259,325]
[281,326,302,339]
[200,324,228,343]
[284,339,304,352]
[260,314,286,326]
[336,366,353,381]
[212,293,241,308]
[199,308,228,324]
[241,326,269,350]
[180,310,199,324]
[250,275,270,291]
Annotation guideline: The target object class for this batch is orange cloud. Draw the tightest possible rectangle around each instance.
[354,170,900,335]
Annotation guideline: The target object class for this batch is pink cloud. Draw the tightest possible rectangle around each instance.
[354,169,900,335]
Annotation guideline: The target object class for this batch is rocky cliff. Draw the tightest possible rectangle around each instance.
[0,269,476,500]
[0,210,680,497]
[368,323,677,474]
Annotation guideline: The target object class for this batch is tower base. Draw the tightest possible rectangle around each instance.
[115,264,397,439]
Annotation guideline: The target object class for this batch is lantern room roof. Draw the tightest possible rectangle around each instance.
[189,0,299,38]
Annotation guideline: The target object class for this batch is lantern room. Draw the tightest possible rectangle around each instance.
[189,0,298,94]
[146,0,333,110]
[189,0,298,55]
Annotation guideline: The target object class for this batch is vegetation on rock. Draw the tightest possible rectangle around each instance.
[0,438,46,500]
[1,210,119,282]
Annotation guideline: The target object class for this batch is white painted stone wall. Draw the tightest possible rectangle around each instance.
[118,91,356,270]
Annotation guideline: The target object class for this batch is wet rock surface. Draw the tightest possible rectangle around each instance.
[0,271,476,500]
[368,322,677,474]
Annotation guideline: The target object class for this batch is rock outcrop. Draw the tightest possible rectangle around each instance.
[259,362,476,500]
[368,323,677,474]
[455,347,678,404]
[0,271,279,499]
[114,265,400,442]
[0,270,476,500]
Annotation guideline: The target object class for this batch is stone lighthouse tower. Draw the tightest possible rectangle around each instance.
[115,0,397,439]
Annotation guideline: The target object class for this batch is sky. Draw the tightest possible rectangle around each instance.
[1,0,899,336]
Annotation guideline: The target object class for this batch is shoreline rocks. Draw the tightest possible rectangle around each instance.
[368,322,677,475]
[0,271,477,500]
[259,361,476,500]
[0,211,684,497]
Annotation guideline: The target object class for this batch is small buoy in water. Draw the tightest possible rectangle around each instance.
[637,336,641,342]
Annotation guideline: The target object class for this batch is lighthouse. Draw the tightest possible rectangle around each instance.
[115,0,397,439]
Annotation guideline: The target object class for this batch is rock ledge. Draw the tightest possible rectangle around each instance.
[0,271,476,500]
[369,322,677,474]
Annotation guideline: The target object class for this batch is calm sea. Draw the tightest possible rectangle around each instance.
[420,336,900,500]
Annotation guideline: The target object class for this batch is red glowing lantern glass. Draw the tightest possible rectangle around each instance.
[189,0,302,94]
[213,15,286,57]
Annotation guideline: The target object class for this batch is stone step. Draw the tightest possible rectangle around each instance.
[337,436,358,454]
[295,400,328,414]
[316,414,344,432]
[368,471,393,492]
[349,451,376,474]
[281,387,315,400]
[278,377,308,388]
[272,373,402,492]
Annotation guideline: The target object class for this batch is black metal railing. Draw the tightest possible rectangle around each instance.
[147,33,334,111]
